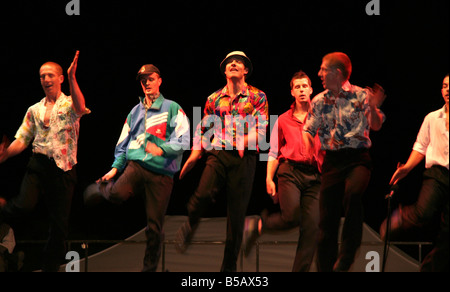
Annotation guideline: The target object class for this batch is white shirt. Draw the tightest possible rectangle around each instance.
[413,106,449,169]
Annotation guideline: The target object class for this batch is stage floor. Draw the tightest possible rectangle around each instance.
[52,216,423,272]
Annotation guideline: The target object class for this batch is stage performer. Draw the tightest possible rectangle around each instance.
[83,64,190,272]
[303,52,386,272]
[0,51,89,272]
[242,70,323,272]
[380,74,449,272]
[175,51,269,272]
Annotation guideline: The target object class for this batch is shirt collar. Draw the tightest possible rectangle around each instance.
[438,105,448,118]
[42,92,65,106]
[140,94,164,110]
[325,80,352,98]
[219,83,250,98]
[341,80,352,92]
[288,102,307,123]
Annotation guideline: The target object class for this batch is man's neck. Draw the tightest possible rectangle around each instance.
[329,80,347,96]
[293,101,309,121]
[227,77,246,98]
[294,100,309,114]
[145,93,160,106]
[45,91,61,105]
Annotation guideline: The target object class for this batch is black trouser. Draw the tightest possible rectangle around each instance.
[187,149,256,272]
[1,154,76,272]
[263,161,321,272]
[397,165,449,272]
[100,161,174,272]
[317,149,372,272]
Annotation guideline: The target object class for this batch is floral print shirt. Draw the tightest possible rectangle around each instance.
[15,93,89,171]
[304,81,385,150]
[193,83,269,150]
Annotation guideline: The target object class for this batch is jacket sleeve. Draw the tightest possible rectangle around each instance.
[111,112,132,172]
[159,102,190,158]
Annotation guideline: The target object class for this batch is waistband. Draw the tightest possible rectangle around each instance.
[217,148,258,156]
[280,159,318,171]
[32,153,55,162]
[325,147,369,156]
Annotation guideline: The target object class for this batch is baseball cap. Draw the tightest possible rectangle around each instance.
[136,64,161,80]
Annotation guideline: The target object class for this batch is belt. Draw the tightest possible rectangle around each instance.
[325,148,369,156]
[281,159,317,171]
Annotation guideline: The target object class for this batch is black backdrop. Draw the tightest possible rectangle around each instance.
[0,0,448,270]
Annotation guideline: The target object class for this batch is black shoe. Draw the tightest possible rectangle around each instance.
[83,182,105,207]
[380,208,403,241]
[333,258,352,272]
[242,215,261,257]
[174,221,195,254]
[16,251,25,271]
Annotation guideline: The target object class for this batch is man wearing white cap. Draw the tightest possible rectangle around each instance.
[175,51,269,272]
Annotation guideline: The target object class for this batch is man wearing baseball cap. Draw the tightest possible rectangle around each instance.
[83,64,190,272]
[175,51,269,272]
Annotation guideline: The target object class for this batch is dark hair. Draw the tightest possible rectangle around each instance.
[290,70,312,89]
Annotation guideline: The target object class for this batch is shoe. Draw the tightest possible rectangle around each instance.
[16,251,25,271]
[333,257,352,272]
[83,182,105,207]
[174,221,195,254]
[380,208,403,241]
[242,215,261,257]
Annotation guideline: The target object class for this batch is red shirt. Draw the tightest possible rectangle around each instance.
[268,104,324,172]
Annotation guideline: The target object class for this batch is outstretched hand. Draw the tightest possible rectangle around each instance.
[179,150,203,179]
[389,162,408,186]
[97,168,118,183]
[366,83,386,108]
[0,135,10,164]
[68,50,80,80]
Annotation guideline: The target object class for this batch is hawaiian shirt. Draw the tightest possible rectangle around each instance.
[303,81,385,150]
[193,83,269,150]
[15,93,89,171]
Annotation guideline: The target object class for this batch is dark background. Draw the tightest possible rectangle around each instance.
[0,0,448,271]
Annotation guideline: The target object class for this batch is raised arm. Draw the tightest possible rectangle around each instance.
[67,50,86,116]
[367,83,386,131]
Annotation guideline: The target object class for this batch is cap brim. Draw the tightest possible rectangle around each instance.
[220,56,253,77]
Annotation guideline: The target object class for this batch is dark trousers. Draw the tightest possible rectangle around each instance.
[100,161,173,272]
[1,154,76,272]
[264,162,321,272]
[398,166,449,272]
[317,149,372,272]
[187,150,256,272]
